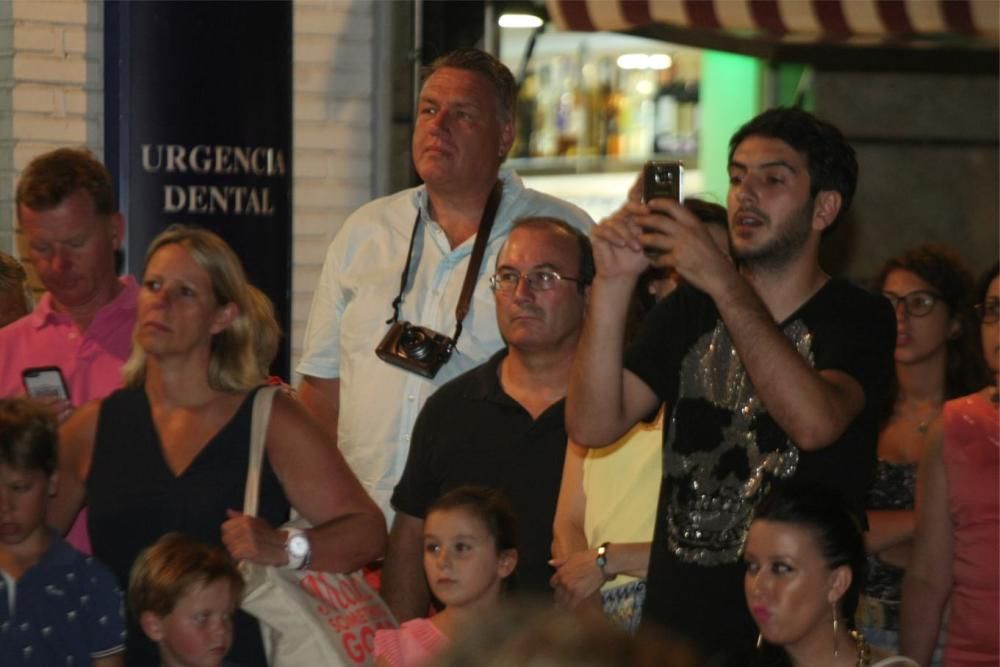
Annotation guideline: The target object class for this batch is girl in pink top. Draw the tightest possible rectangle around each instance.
[375,486,518,667]
[902,263,1000,666]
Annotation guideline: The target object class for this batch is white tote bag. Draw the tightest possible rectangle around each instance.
[240,387,397,666]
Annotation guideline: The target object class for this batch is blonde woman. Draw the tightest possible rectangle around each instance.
[49,225,386,667]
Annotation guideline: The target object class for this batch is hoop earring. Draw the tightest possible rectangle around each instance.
[832,602,839,656]
[756,633,763,649]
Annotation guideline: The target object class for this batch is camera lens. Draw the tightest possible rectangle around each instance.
[400,327,432,360]
[654,167,672,185]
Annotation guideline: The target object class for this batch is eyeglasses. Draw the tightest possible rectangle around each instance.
[882,290,940,318]
[975,297,999,324]
[489,268,582,293]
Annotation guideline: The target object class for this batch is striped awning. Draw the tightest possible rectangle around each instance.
[546,0,999,41]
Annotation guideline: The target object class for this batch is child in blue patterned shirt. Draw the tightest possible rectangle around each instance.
[0,398,125,666]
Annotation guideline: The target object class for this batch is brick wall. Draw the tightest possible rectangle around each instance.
[0,0,103,286]
[0,0,382,372]
[291,0,377,372]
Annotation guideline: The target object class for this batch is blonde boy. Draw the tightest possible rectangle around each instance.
[129,533,244,667]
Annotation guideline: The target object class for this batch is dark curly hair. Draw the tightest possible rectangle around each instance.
[879,244,989,400]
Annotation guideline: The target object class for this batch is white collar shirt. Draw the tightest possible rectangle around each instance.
[297,167,593,519]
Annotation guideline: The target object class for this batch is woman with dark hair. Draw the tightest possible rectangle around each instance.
[49,225,387,666]
[743,484,917,666]
[901,262,999,666]
[860,245,987,652]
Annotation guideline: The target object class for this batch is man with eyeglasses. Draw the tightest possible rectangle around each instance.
[383,217,592,620]
[568,108,896,657]
[295,48,590,527]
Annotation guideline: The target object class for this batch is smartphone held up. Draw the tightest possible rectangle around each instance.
[642,161,684,205]
[641,161,684,258]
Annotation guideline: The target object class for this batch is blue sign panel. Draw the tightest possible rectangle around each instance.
[105,0,292,376]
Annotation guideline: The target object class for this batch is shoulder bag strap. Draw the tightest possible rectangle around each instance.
[242,386,280,519]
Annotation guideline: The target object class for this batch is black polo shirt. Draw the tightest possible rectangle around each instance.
[391,349,568,595]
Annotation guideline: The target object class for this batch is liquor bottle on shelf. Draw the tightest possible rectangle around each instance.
[653,67,681,155]
[604,62,623,157]
[588,57,613,156]
[578,59,599,157]
[556,57,583,156]
[621,69,656,159]
[512,68,537,159]
[531,62,558,157]
[677,80,700,155]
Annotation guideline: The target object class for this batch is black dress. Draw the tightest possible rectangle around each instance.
[87,386,290,667]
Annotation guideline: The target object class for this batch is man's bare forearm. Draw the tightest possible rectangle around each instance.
[381,512,430,622]
[711,277,863,450]
[567,277,639,447]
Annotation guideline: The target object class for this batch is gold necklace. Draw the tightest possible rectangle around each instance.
[851,630,871,666]
[902,401,941,436]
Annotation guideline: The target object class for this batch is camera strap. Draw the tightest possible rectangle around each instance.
[386,180,503,346]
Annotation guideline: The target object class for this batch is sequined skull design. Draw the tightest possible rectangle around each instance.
[661,319,814,565]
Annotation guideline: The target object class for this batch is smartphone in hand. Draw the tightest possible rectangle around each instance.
[22,366,70,401]
[642,161,684,204]
[641,161,684,257]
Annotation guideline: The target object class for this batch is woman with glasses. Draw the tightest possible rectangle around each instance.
[901,262,998,665]
[859,246,988,655]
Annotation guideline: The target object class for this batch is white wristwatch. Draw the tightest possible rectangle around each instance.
[285,528,312,570]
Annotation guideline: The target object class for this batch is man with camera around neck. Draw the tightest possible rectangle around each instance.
[567,107,895,658]
[383,217,593,621]
[296,48,591,520]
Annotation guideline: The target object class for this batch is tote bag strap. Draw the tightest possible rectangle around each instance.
[242,386,280,519]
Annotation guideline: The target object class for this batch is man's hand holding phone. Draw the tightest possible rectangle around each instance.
[22,366,74,423]
[633,198,737,299]
[590,200,653,285]
[639,161,684,259]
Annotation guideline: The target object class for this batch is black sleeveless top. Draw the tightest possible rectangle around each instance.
[88,386,290,667]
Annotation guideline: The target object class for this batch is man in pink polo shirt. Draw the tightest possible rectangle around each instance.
[0,148,138,552]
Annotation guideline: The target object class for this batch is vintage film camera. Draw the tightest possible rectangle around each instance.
[375,321,455,379]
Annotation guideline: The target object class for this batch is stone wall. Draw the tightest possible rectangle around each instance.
[816,70,999,284]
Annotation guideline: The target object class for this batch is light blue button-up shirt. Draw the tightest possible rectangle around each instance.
[297,168,593,520]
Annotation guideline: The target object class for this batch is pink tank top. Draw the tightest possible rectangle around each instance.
[942,391,999,665]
